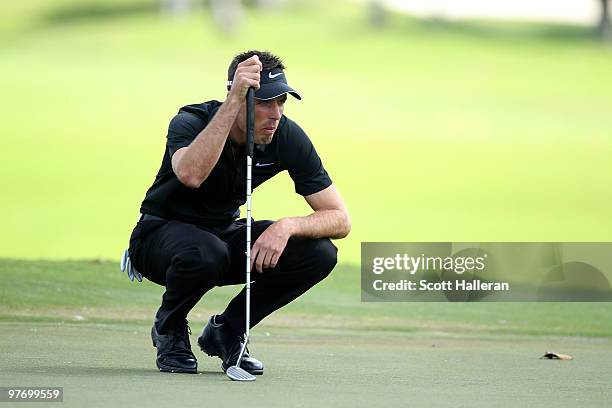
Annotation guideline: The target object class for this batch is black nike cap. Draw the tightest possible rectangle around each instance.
[227,68,302,101]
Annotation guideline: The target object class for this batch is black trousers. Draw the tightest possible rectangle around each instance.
[128,217,337,335]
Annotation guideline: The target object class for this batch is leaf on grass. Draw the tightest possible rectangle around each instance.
[540,351,573,360]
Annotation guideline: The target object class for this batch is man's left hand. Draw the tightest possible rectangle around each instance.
[250,219,294,273]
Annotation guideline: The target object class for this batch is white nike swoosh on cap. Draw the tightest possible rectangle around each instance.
[268,72,283,79]
[255,162,275,167]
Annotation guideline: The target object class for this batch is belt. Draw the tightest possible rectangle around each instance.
[140,213,237,229]
[141,213,167,222]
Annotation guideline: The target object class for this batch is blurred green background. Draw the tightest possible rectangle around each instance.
[1,0,612,266]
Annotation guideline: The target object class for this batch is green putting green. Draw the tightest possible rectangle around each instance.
[1,259,612,407]
[1,322,611,408]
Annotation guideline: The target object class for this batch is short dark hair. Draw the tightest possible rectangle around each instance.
[227,50,286,89]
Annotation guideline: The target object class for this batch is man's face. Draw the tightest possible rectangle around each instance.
[237,94,287,145]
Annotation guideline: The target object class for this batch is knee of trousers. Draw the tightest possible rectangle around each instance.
[169,243,230,286]
[305,238,338,281]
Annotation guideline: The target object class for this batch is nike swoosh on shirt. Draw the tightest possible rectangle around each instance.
[268,72,283,79]
[255,162,275,167]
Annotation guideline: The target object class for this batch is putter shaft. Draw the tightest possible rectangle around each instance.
[233,87,254,373]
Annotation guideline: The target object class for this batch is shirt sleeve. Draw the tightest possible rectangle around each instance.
[280,119,333,196]
[166,112,204,158]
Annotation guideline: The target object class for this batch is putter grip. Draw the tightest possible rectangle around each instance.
[246,87,255,157]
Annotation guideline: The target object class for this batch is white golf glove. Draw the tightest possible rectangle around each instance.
[120,249,143,282]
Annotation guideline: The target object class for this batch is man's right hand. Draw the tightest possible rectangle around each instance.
[228,55,262,102]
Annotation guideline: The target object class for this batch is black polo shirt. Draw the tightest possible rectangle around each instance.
[140,100,332,227]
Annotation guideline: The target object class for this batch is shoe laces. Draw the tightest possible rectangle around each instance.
[241,334,250,354]
[230,334,250,358]
[168,320,192,352]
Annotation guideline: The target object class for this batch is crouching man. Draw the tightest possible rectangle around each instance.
[126,50,350,375]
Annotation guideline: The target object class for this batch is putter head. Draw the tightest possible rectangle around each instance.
[226,366,256,382]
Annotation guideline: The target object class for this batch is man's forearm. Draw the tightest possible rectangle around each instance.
[280,209,351,240]
[174,97,241,188]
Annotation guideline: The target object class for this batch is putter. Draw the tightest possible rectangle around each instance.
[226,87,256,382]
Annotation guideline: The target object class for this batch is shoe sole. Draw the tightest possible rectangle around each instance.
[156,361,197,374]
[199,332,263,376]
[197,333,221,357]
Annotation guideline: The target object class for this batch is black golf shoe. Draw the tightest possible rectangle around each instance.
[197,316,264,375]
[151,320,198,374]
